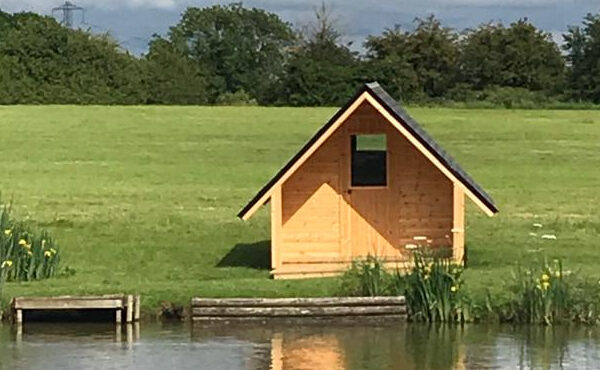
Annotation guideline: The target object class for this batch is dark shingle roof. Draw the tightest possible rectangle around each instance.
[364,82,497,214]
[238,82,497,219]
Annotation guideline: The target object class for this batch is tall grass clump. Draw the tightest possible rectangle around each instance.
[496,259,600,325]
[402,252,469,323]
[339,255,399,296]
[0,201,61,290]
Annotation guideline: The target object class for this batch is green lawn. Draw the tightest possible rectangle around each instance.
[0,106,599,311]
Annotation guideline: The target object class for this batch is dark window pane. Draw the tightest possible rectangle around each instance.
[351,134,387,187]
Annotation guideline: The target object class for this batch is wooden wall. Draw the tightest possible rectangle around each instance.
[272,101,457,279]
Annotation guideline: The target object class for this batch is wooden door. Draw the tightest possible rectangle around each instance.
[339,128,403,262]
[343,188,399,260]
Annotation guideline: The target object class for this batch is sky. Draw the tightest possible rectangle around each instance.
[0,0,598,55]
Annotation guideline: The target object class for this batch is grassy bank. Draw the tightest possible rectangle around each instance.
[0,106,599,313]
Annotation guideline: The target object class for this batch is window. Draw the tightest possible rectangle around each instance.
[351,134,387,187]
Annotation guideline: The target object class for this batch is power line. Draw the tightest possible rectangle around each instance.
[52,1,85,28]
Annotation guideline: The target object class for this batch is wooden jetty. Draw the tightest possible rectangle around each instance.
[12,294,140,324]
[191,296,407,321]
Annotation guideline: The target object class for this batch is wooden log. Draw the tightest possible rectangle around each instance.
[191,296,405,307]
[191,305,406,317]
[115,309,122,324]
[192,314,408,322]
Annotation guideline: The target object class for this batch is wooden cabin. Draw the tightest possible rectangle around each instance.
[238,82,498,279]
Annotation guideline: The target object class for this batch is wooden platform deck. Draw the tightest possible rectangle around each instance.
[191,296,407,321]
[11,294,140,324]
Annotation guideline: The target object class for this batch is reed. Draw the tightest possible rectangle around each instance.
[0,200,61,287]
[494,259,600,325]
[401,252,469,323]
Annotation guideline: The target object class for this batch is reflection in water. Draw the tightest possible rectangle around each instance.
[1,320,600,369]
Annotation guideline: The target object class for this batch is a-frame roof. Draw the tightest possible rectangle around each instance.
[238,82,498,220]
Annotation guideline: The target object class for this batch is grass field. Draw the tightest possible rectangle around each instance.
[0,106,599,312]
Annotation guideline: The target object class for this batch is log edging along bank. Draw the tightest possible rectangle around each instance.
[190,296,407,321]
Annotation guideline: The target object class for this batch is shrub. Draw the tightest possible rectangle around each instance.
[0,200,61,287]
[215,90,258,106]
[401,252,470,323]
[477,86,555,108]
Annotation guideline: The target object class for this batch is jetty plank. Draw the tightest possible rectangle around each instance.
[14,298,123,310]
[11,294,141,324]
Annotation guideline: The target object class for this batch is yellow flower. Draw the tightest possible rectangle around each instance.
[42,239,46,248]
[450,286,458,292]
[541,273,550,282]
[3,229,11,236]
[554,271,561,278]
[542,281,550,290]
[18,239,27,246]
[44,250,52,258]
[27,251,32,256]
[1,260,12,268]
[50,248,57,255]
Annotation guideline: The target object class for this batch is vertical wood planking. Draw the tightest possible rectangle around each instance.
[273,100,457,278]
[271,185,283,270]
[452,184,465,262]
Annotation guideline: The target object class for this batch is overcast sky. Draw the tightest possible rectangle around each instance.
[1,0,598,54]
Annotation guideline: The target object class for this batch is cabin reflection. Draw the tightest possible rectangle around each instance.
[270,333,344,370]
[191,321,472,370]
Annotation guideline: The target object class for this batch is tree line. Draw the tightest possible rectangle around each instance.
[1,4,600,106]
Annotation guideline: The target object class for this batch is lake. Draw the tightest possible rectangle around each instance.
[1,321,599,369]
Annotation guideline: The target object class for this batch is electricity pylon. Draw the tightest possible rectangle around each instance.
[52,1,85,28]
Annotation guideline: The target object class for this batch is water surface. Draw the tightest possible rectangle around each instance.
[1,321,600,369]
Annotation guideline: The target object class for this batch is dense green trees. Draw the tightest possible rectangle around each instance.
[366,16,459,101]
[0,12,146,104]
[145,37,207,104]
[277,3,364,106]
[460,20,565,93]
[161,3,295,104]
[1,5,600,106]
[563,14,600,103]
